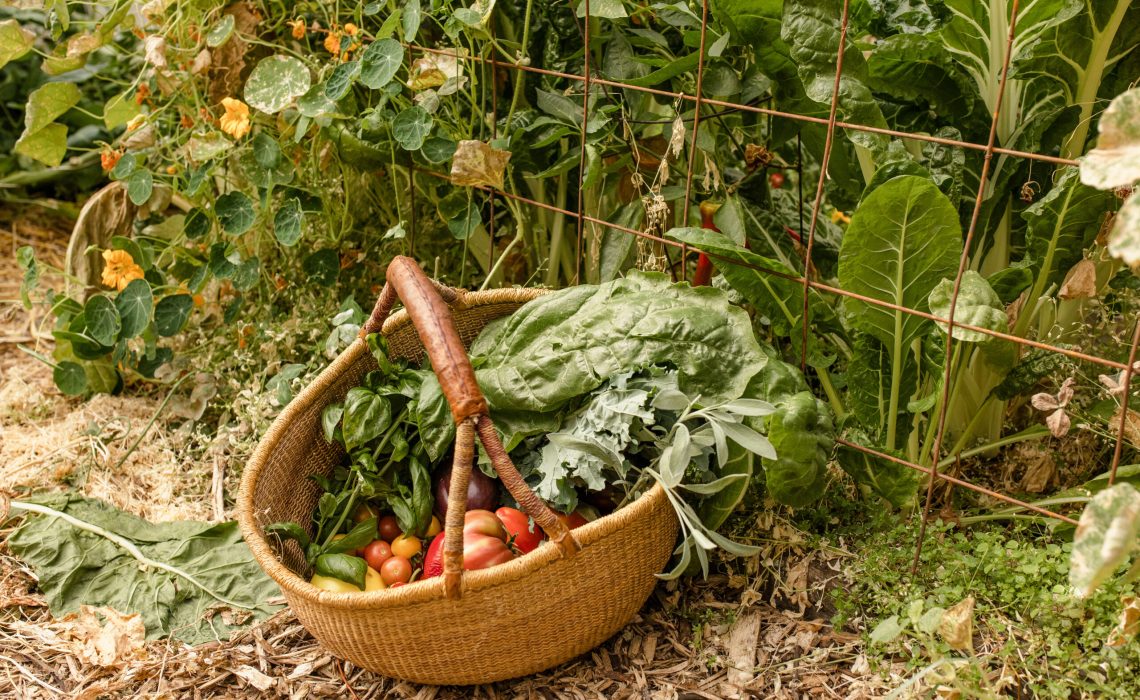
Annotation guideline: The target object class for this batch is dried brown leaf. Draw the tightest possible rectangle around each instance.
[450,140,512,189]
[939,596,974,651]
[61,605,147,668]
[1046,408,1071,438]
[1059,259,1098,299]
[1107,596,1140,647]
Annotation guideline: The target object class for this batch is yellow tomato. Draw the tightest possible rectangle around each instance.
[426,516,442,537]
[391,534,422,558]
[365,566,386,591]
[310,574,361,593]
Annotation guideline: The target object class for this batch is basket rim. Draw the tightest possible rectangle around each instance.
[237,287,677,611]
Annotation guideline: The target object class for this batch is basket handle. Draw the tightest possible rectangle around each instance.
[360,256,580,599]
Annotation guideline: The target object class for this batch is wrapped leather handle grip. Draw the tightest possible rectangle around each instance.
[360,257,579,599]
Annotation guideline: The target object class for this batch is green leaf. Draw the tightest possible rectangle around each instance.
[22,82,81,134]
[870,615,904,644]
[15,122,69,168]
[302,249,340,286]
[392,106,432,150]
[321,403,344,443]
[251,133,281,169]
[232,257,261,291]
[297,82,338,117]
[314,553,366,589]
[103,91,140,130]
[762,392,834,507]
[244,55,312,114]
[17,245,37,309]
[839,175,961,368]
[402,0,422,41]
[1081,87,1140,189]
[847,333,916,440]
[359,38,404,89]
[215,191,256,235]
[265,521,310,551]
[274,197,304,246]
[927,270,1008,343]
[205,15,235,47]
[126,168,154,206]
[84,295,122,346]
[1022,167,1115,300]
[696,443,753,532]
[576,0,627,19]
[342,387,392,450]
[115,279,153,339]
[0,19,34,69]
[836,430,919,508]
[867,34,973,119]
[782,0,890,154]
[53,361,88,396]
[422,136,458,163]
[154,294,193,337]
[326,518,377,554]
[7,494,281,643]
[184,208,211,240]
[1070,483,1140,598]
[324,60,361,101]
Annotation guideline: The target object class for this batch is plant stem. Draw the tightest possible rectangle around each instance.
[8,500,255,610]
[544,144,571,287]
[112,373,192,472]
[816,368,846,421]
[504,0,536,130]
[321,481,361,549]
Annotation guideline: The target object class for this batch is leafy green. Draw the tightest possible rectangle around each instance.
[7,495,281,644]
[762,391,834,507]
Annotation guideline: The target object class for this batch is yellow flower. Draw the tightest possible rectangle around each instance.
[289,18,307,39]
[324,31,342,54]
[101,249,145,291]
[219,97,251,139]
[344,23,359,36]
[830,210,851,225]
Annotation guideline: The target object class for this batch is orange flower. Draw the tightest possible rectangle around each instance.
[344,23,359,36]
[830,210,851,225]
[289,18,307,39]
[101,249,145,291]
[324,31,341,54]
[180,113,194,129]
[219,97,251,139]
[101,149,123,172]
[135,84,151,105]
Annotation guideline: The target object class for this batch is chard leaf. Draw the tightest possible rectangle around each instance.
[927,270,1008,343]
[836,429,919,508]
[762,392,833,507]
[867,33,974,119]
[1070,483,1140,598]
[7,495,281,644]
[847,332,916,440]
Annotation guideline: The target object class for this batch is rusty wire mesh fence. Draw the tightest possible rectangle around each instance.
[401,0,1140,562]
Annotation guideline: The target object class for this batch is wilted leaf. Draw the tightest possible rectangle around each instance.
[1110,407,1140,448]
[450,140,511,188]
[407,51,462,90]
[1059,259,1098,299]
[1070,483,1140,597]
[939,596,974,651]
[60,606,147,668]
[7,495,281,643]
[1106,596,1140,647]
[14,83,81,166]
[1080,87,1140,190]
[1106,193,1140,268]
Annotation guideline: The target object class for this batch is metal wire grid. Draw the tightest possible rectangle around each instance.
[404,0,1140,555]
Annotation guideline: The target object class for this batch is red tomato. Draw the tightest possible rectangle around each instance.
[463,510,507,540]
[769,172,785,189]
[463,533,516,569]
[380,555,412,585]
[495,507,545,553]
[543,509,589,538]
[378,515,402,542]
[362,540,392,570]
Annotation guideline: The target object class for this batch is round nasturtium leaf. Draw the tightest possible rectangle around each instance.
[53,361,88,396]
[84,294,122,346]
[184,208,211,239]
[359,38,403,89]
[126,168,154,206]
[154,294,194,337]
[392,106,432,151]
[115,278,153,339]
[274,197,304,246]
[215,191,256,235]
[244,55,312,114]
[302,249,340,287]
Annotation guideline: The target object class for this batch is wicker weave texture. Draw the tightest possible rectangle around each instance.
[238,288,680,685]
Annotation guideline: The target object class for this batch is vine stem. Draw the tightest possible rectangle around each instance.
[503,0,536,130]
[8,500,254,610]
[112,373,192,472]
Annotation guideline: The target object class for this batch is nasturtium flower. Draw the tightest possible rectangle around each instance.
[289,18,307,39]
[100,149,122,172]
[830,210,851,225]
[323,31,341,54]
[344,23,359,36]
[101,249,145,291]
[219,97,251,139]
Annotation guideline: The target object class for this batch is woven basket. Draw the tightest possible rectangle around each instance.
[238,257,679,685]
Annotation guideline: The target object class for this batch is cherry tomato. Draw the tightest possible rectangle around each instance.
[378,515,402,542]
[391,534,422,558]
[363,540,393,570]
[463,510,507,539]
[495,507,545,554]
[769,172,785,189]
[310,574,361,593]
[364,566,386,591]
[380,556,412,585]
[426,516,442,537]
